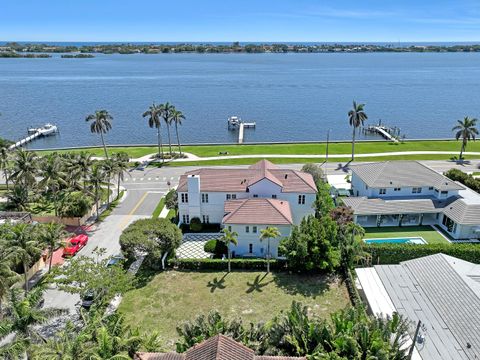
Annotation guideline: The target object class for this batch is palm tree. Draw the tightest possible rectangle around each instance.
[41,222,68,273]
[142,103,164,160]
[9,149,38,188]
[101,159,115,208]
[171,108,185,156]
[0,254,19,319]
[159,102,175,156]
[5,185,29,211]
[452,116,479,160]
[74,152,93,193]
[86,110,113,159]
[112,153,130,199]
[88,163,106,218]
[220,228,238,273]
[260,226,281,273]
[348,101,368,161]
[38,153,67,216]
[0,287,67,355]
[5,223,42,294]
[0,147,11,190]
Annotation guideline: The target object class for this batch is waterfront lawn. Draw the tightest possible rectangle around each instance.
[118,270,350,348]
[35,140,479,160]
[363,225,449,244]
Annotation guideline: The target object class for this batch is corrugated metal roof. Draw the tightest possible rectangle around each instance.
[350,161,464,191]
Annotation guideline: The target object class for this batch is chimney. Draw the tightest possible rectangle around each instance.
[187,175,201,219]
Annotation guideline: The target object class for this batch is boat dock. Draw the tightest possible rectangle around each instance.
[362,121,401,143]
[227,116,256,143]
[9,124,58,150]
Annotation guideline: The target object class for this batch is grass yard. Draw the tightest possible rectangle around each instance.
[34,140,480,162]
[363,225,449,244]
[118,270,350,348]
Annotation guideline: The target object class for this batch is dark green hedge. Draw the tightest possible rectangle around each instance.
[365,243,480,265]
[168,258,287,270]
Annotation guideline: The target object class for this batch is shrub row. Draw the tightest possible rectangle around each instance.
[168,258,287,270]
[364,243,480,265]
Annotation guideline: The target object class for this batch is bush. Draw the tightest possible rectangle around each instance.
[364,243,480,265]
[204,239,228,258]
[58,191,93,217]
[444,168,480,193]
[120,218,182,269]
[301,163,324,184]
[189,217,202,232]
[168,258,286,271]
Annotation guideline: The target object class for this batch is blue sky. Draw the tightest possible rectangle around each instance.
[2,0,480,42]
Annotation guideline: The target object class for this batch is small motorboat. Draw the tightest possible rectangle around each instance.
[28,123,58,136]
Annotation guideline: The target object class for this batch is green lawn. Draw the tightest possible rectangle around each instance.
[118,270,350,349]
[34,140,480,161]
[151,197,165,218]
[363,225,449,244]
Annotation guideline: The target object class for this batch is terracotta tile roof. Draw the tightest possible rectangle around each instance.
[177,161,316,193]
[223,199,293,225]
[136,335,305,360]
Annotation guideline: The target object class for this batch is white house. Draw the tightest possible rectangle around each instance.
[177,160,317,257]
[343,161,480,240]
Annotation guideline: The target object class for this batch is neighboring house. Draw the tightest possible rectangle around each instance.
[135,334,306,359]
[356,254,480,360]
[177,160,317,258]
[343,161,480,240]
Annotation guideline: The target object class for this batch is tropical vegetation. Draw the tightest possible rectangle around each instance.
[452,116,478,159]
[348,101,368,161]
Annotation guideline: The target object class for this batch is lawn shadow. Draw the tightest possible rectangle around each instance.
[207,273,228,293]
[134,264,159,289]
[246,273,273,293]
[272,272,333,298]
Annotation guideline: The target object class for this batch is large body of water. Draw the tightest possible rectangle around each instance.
[1,52,480,149]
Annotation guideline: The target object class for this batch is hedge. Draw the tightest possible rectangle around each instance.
[365,243,480,265]
[168,258,287,270]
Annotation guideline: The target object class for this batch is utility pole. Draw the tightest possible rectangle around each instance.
[407,320,422,360]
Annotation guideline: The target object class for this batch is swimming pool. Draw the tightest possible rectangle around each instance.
[363,237,427,244]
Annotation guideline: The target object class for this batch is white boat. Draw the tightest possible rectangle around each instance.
[37,123,58,136]
[227,116,241,128]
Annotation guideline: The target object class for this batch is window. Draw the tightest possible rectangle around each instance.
[441,191,448,195]
[379,188,386,195]
[298,195,305,204]
[226,194,231,200]
[228,226,232,232]
[271,194,277,199]
[394,187,401,192]
[202,215,210,223]
[252,226,257,233]
[412,187,422,194]
[181,193,188,203]
[226,194,237,200]
[253,194,258,198]
[182,214,190,224]
[429,187,434,190]
[248,244,253,253]
[201,193,209,203]
[245,226,250,233]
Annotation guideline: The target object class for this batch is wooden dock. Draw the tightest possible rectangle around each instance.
[237,122,256,144]
[9,132,43,150]
[9,124,58,150]
[363,124,400,143]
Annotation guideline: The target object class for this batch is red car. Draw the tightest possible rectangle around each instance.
[62,234,89,257]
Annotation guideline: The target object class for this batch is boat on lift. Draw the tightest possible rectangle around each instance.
[27,123,58,136]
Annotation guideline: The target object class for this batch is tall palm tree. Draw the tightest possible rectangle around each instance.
[348,101,368,161]
[9,149,38,188]
[112,153,130,199]
[0,147,11,190]
[86,110,113,159]
[5,185,29,211]
[5,223,42,294]
[159,102,175,156]
[41,222,68,273]
[260,226,281,273]
[38,153,67,216]
[142,103,164,160]
[452,116,479,160]
[220,228,238,273]
[88,163,106,218]
[171,108,185,156]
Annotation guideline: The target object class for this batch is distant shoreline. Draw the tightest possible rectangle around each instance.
[2,42,480,55]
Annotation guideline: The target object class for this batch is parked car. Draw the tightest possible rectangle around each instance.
[81,289,95,308]
[62,234,89,257]
[106,254,125,267]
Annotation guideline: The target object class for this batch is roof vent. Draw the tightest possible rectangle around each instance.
[390,181,393,184]
[285,174,288,179]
